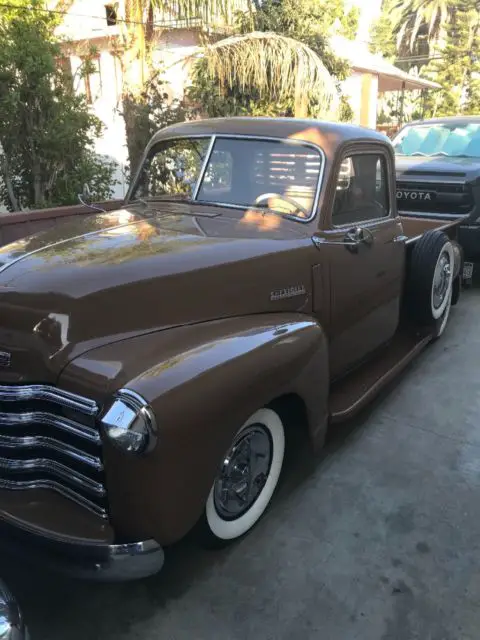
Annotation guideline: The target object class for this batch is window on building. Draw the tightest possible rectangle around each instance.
[56,56,73,91]
[105,4,117,26]
[83,56,102,104]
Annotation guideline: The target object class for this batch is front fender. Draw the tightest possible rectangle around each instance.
[60,314,329,545]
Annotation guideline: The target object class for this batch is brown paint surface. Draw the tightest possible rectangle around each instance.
[0,118,462,554]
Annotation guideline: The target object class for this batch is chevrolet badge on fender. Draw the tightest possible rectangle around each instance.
[270,285,307,301]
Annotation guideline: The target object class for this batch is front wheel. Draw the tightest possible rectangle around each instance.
[198,408,285,548]
[0,579,29,639]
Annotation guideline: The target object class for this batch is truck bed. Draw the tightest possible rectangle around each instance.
[400,215,461,244]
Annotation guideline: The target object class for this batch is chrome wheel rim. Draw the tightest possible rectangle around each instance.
[0,581,26,640]
[213,424,273,521]
[432,251,452,310]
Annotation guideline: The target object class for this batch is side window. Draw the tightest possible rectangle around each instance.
[133,138,211,200]
[200,149,233,197]
[332,153,390,226]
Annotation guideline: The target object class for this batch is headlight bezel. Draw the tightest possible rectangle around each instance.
[101,388,157,455]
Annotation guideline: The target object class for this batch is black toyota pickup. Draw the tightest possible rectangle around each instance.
[393,116,480,283]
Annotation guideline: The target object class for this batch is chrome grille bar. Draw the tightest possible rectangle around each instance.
[0,385,99,416]
[0,434,102,470]
[0,479,107,519]
[0,384,107,519]
[0,456,105,497]
[0,411,100,444]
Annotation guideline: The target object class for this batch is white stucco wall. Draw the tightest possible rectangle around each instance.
[341,72,364,124]
[52,0,385,200]
[340,70,379,129]
[366,73,379,129]
[58,12,203,198]
[53,0,123,41]
[153,29,201,100]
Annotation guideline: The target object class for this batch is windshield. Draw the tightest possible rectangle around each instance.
[392,122,480,158]
[130,135,324,220]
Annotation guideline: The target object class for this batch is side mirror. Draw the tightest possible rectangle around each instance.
[77,183,106,213]
[78,183,92,205]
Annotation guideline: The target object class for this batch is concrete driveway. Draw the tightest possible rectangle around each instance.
[5,289,480,639]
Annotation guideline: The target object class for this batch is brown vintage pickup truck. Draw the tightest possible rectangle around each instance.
[0,117,463,583]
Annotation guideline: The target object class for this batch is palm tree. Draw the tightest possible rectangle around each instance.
[115,1,339,172]
[391,0,456,53]
[193,31,339,119]
[116,1,252,173]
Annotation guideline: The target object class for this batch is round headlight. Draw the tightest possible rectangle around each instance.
[101,389,157,454]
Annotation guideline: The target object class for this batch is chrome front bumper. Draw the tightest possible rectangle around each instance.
[0,580,27,640]
[0,514,164,582]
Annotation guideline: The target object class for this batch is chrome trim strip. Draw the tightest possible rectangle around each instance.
[0,434,102,471]
[0,385,99,416]
[0,479,107,519]
[115,388,151,411]
[396,177,469,185]
[0,456,105,497]
[0,411,100,444]
[192,134,216,200]
[399,209,469,220]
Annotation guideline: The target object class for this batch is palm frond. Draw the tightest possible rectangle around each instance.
[392,0,455,52]
[149,0,252,26]
[196,31,340,118]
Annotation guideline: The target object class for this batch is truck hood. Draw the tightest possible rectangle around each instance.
[396,154,480,183]
[0,204,312,382]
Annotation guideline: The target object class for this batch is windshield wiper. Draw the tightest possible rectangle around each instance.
[247,204,303,221]
[131,196,303,220]
[130,195,195,205]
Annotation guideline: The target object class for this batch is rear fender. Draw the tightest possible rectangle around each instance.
[64,314,328,545]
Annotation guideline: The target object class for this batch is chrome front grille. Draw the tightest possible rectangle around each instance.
[0,385,107,519]
[396,180,474,215]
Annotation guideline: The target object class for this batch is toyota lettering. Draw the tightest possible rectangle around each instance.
[396,190,434,202]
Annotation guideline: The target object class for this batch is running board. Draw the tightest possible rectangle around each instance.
[329,331,432,424]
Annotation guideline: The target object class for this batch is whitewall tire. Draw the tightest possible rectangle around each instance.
[407,230,455,336]
[430,241,454,320]
[201,408,285,546]
[432,284,453,340]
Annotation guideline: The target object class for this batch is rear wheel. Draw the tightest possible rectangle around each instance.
[431,286,452,339]
[407,230,455,338]
[198,408,285,548]
[451,274,461,306]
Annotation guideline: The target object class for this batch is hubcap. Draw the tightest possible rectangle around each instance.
[0,581,26,640]
[432,252,451,310]
[213,425,273,521]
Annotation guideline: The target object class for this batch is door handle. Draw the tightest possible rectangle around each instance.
[344,227,374,252]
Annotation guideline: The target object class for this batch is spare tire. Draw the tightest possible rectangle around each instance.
[406,230,455,337]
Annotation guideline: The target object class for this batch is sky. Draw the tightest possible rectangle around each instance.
[346,0,383,43]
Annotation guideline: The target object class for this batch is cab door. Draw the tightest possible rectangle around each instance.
[316,146,406,380]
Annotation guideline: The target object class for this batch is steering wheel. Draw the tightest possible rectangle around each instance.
[254,192,309,217]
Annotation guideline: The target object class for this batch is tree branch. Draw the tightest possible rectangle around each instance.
[0,150,21,211]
